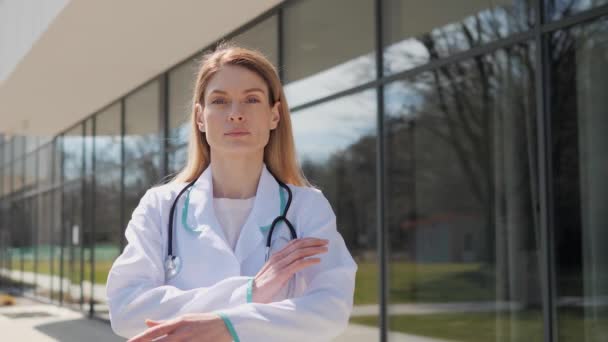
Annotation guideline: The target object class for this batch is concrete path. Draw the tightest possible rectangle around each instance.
[3,269,518,341]
[1,268,523,318]
[0,268,108,304]
[0,296,454,342]
[0,296,123,342]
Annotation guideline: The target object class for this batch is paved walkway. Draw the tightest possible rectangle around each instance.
[0,295,453,342]
[0,296,123,342]
[0,269,108,304]
[2,268,525,341]
[1,268,523,318]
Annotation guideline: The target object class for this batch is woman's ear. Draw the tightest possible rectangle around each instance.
[195,103,205,132]
[270,101,281,130]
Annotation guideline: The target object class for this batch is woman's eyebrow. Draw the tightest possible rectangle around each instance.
[208,89,228,95]
[243,88,266,94]
[208,88,266,95]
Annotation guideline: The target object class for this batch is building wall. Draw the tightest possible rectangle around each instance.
[0,0,68,82]
[1,1,607,341]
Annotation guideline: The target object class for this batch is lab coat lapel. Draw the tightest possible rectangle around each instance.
[233,165,281,263]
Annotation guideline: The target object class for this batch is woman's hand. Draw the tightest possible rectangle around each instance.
[252,237,329,304]
[127,313,231,342]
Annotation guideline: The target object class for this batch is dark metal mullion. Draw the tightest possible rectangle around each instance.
[80,122,87,310]
[120,99,126,251]
[0,157,3,284]
[277,7,285,83]
[48,139,56,303]
[20,142,26,293]
[59,134,65,306]
[7,141,12,279]
[90,116,97,318]
[374,0,387,341]
[160,74,169,179]
[535,0,557,341]
[8,140,12,280]
[4,139,8,278]
[33,141,40,297]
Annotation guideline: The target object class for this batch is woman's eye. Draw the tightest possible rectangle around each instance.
[246,97,260,104]
[211,98,227,105]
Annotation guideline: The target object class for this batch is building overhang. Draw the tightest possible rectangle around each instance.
[0,0,282,136]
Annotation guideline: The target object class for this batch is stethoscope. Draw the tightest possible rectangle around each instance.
[164,170,297,280]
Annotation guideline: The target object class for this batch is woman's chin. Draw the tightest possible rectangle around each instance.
[214,144,264,157]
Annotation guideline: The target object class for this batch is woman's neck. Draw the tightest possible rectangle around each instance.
[210,151,264,199]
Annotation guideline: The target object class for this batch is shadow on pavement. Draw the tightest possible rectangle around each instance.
[35,318,125,342]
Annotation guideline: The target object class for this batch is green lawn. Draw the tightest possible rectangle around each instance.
[17,259,114,284]
[351,311,542,342]
[3,244,119,285]
[354,261,494,305]
[7,258,496,303]
[350,308,607,342]
[11,259,493,303]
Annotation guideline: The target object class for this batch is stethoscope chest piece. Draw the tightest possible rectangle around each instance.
[165,255,182,279]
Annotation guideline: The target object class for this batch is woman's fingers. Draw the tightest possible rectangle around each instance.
[127,320,180,342]
[284,257,321,276]
[252,238,330,303]
[271,238,328,262]
[145,319,163,327]
[275,245,328,270]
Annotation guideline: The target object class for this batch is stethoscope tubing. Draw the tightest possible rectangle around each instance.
[167,169,297,266]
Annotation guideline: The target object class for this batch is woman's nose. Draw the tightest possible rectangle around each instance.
[228,103,245,122]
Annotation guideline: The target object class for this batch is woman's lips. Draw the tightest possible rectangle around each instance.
[225,131,250,137]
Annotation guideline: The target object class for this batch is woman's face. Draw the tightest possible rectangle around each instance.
[196,65,280,157]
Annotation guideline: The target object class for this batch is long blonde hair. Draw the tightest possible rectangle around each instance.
[171,42,310,187]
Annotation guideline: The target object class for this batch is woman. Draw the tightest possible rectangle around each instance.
[106,43,358,342]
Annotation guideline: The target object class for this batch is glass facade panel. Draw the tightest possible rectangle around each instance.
[0,2,606,340]
[24,152,36,190]
[10,198,24,288]
[283,0,375,107]
[550,18,608,341]
[124,80,161,160]
[168,60,197,148]
[95,102,122,172]
[232,15,279,67]
[84,119,94,176]
[123,155,161,230]
[25,135,38,154]
[51,188,62,303]
[93,167,122,318]
[62,182,83,307]
[36,191,53,298]
[384,43,543,341]
[383,0,533,75]
[38,143,53,190]
[3,138,11,164]
[547,0,608,20]
[53,138,61,185]
[291,90,380,338]
[22,195,36,296]
[63,124,83,181]
[12,159,23,193]
[168,146,188,175]
[2,166,10,196]
[13,136,25,162]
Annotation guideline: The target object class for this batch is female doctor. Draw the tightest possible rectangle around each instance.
[105,43,358,342]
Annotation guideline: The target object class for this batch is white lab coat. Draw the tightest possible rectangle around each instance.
[106,164,358,341]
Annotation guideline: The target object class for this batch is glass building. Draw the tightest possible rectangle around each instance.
[0,1,607,341]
